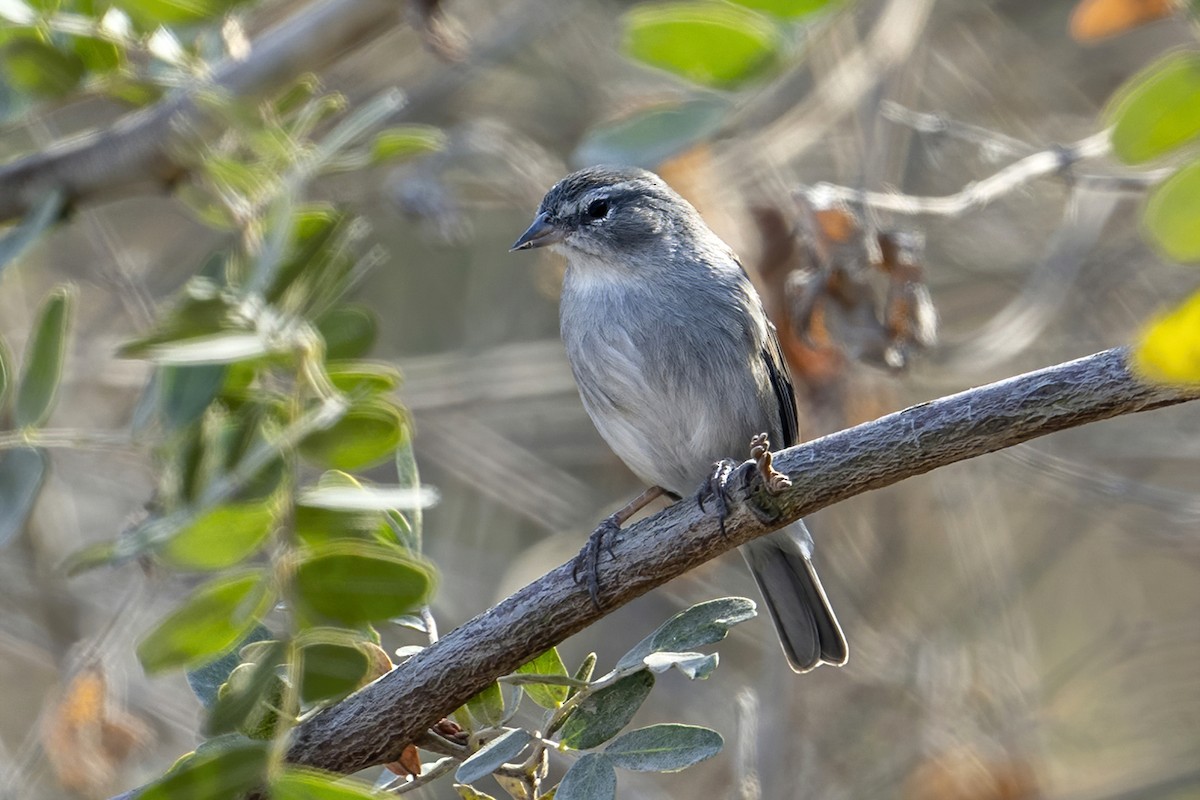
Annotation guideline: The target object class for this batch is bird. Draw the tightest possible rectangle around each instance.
[511,166,848,673]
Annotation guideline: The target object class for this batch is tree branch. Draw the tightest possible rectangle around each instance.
[284,347,1199,775]
[0,0,399,223]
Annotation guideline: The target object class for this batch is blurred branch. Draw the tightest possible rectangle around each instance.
[0,0,400,224]
[276,348,1199,777]
[803,131,1113,216]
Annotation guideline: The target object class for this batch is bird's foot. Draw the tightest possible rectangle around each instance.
[698,458,740,537]
[573,513,621,609]
[750,432,792,495]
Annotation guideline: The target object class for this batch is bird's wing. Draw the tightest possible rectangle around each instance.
[762,325,799,448]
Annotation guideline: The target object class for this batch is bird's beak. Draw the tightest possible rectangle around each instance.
[510,213,563,252]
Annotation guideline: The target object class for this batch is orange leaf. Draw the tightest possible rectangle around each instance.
[1069,0,1175,42]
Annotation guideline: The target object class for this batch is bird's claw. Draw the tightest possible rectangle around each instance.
[698,458,739,537]
[750,432,792,495]
[573,514,621,609]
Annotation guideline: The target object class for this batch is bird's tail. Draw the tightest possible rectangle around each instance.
[740,521,848,673]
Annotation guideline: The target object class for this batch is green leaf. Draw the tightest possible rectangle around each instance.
[604,724,723,772]
[73,35,123,72]
[115,0,252,27]
[556,753,617,800]
[464,681,506,727]
[299,399,406,471]
[454,786,498,800]
[615,597,756,672]
[641,651,718,680]
[159,364,226,430]
[316,304,378,360]
[1144,159,1200,263]
[575,98,728,170]
[135,331,271,365]
[1,38,84,96]
[138,737,269,800]
[1108,52,1200,164]
[118,289,235,358]
[299,635,370,703]
[273,768,388,799]
[370,125,446,163]
[622,2,781,89]
[0,447,46,546]
[455,729,533,785]
[206,639,287,737]
[570,653,597,701]
[326,361,401,396]
[560,671,655,750]
[516,648,570,709]
[137,570,274,673]
[186,623,273,709]
[15,286,73,428]
[156,498,278,570]
[294,541,435,625]
[0,191,63,276]
[728,0,836,18]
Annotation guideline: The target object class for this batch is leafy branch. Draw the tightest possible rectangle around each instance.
[281,347,1200,779]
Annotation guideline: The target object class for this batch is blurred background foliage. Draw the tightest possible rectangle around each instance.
[1,0,1199,797]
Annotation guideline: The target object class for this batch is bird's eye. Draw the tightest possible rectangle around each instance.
[585,199,610,219]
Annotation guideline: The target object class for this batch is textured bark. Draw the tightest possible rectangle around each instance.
[284,347,1200,774]
[0,0,398,223]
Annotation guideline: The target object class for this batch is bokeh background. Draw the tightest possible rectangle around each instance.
[2,0,1199,797]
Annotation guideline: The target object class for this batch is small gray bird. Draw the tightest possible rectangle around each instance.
[512,166,847,672]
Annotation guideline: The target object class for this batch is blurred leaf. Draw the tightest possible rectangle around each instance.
[299,398,406,471]
[556,753,617,800]
[0,190,63,276]
[206,639,287,736]
[371,125,446,163]
[157,498,278,570]
[326,361,401,396]
[1107,52,1200,163]
[137,570,274,673]
[120,289,233,357]
[15,285,73,428]
[1133,288,1200,384]
[273,768,388,799]
[464,680,505,727]
[455,729,533,785]
[0,447,46,546]
[138,737,269,800]
[134,331,271,365]
[1,38,84,96]
[294,540,435,625]
[299,483,439,512]
[73,35,122,71]
[1144,159,1200,262]
[615,597,756,671]
[454,786,498,800]
[604,725,722,772]
[294,471,400,548]
[317,304,378,359]
[299,635,370,703]
[0,336,10,412]
[1070,0,1175,42]
[261,207,347,310]
[622,2,781,89]
[560,671,654,750]
[105,77,164,107]
[186,623,273,709]
[159,364,227,430]
[728,0,836,17]
[516,648,569,709]
[115,0,253,27]
[641,651,717,680]
[575,99,728,169]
